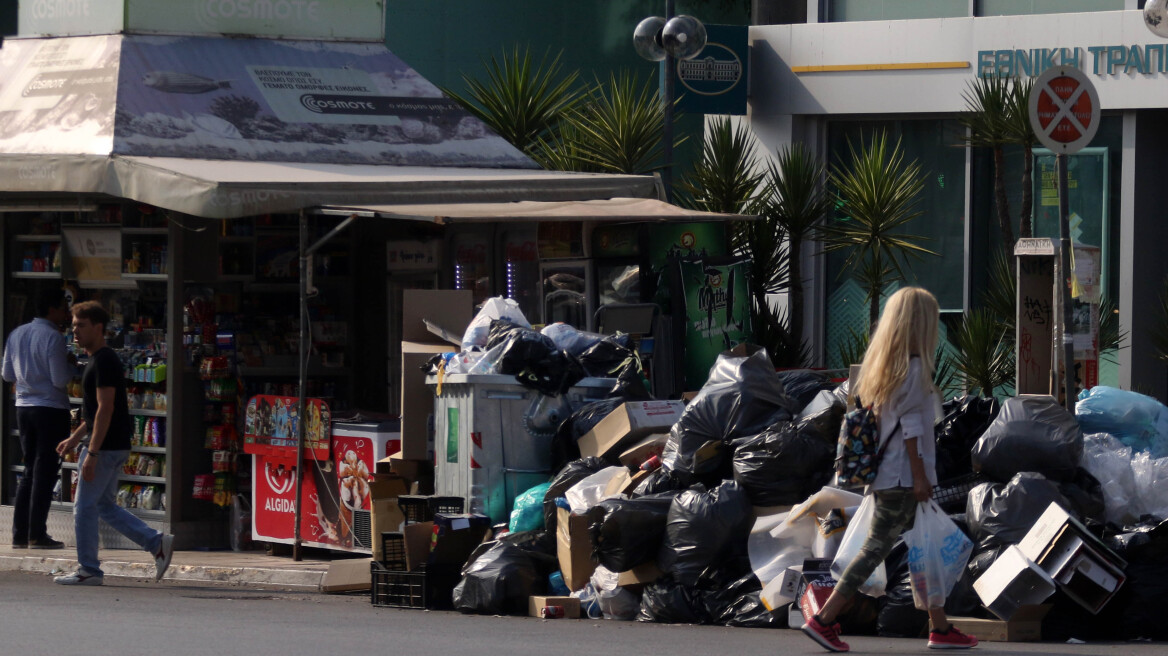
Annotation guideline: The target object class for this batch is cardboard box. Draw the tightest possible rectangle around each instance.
[557,507,596,591]
[1017,503,1127,614]
[403,521,434,571]
[377,452,432,487]
[370,498,405,562]
[760,566,802,611]
[973,545,1057,620]
[603,468,632,497]
[529,595,582,619]
[796,559,836,624]
[400,290,473,461]
[577,400,686,460]
[616,561,662,589]
[944,605,1051,642]
[621,469,651,496]
[322,557,373,593]
[618,433,668,469]
[369,475,409,501]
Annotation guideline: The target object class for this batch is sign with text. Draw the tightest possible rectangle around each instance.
[62,227,122,282]
[18,0,123,37]
[1028,66,1100,155]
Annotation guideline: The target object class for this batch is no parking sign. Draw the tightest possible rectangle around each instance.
[1028,66,1100,155]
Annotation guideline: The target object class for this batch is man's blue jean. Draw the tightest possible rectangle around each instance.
[74,446,162,577]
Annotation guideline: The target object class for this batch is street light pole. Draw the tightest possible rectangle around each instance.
[662,0,675,203]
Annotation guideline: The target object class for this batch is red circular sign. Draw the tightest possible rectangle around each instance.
[1028,66,1100,155]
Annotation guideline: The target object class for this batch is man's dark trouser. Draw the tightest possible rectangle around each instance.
[13,407,70,543]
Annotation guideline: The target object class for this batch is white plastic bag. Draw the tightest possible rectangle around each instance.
[591,565,639,620]
[565,466,625,514]
[905,500,972,610]
[461,296,530,351]
[829,495,887,597]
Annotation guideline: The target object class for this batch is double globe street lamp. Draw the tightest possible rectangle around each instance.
[634,4,707,202]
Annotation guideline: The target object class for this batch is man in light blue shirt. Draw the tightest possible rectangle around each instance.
[2,289,74,549]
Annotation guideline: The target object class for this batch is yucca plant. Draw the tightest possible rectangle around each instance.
[836,327,869,374]
[823,131,935,329]
[676,116,764,214]
[560,70,680,175]
[948,308,1016,397]
[442,46,580,157]
[1005,76,1037,239]
[961,73,1015,251]
[837,328,958,393]
[762,143,830,353]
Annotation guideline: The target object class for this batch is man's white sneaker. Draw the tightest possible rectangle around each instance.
[154,534,174,582]
[54,570,103,586]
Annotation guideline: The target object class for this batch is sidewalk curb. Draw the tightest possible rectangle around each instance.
[0,554,325,590]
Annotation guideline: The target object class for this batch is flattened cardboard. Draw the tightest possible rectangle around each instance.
[370,498,405,562]
[944,605,1051,642]
[369,476,409,500]
[577,400,686,460]
[322,557,373,593]
[557,507,596,591]
[529,595,582,619]
[403,521,434,571]
[402,289,473,343]
[617,433,668,468]
[616,561,662,589]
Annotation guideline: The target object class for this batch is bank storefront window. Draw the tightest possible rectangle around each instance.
[977,0,1123,17]
[824,119,966,368]
[829,0,966,22]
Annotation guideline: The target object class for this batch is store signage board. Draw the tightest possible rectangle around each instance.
[1028,66,1100,156]
[19,1,385,41]
[671,24,749,116]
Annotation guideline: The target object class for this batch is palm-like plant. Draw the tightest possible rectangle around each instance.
[961,74,1015,251]
[560,71,678,175]
[1005,76,1037,239]
[823,131,934,329]
[762,143,830,354]
[676,116,764,214]
[948,308,1016,396]
[442,47,580,157]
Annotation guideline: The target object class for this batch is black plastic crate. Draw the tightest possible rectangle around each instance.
[371,562,426,609]
[430,496,464,515]
[932,472,989,513]
[379,531,407,569]
[397,495,432,524]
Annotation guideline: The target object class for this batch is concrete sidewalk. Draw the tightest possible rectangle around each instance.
[0,544,348,590]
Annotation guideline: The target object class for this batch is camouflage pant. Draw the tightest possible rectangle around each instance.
[835,487,917,600]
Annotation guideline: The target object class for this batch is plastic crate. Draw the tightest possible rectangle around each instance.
[932,472,989,513]
[430,496,464,515]
[379,532,407,569]
[370,562,426,609]
[397,495,432,524]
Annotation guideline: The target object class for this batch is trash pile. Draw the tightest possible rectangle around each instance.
[404,319,1168,642]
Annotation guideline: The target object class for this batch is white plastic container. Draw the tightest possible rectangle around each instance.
[426,374,613,523]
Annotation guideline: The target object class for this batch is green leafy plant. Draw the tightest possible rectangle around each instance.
[822,131,935,329]
[947,308,1016,397]
[442,47,580,156]
[676,116,764,214]
[960,73,1015,251]
[1005,76,1037,239]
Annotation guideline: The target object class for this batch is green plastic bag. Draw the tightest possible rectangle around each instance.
[509,482,551,533]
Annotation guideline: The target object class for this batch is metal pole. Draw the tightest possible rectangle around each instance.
[1057,154,1076,411]
[293,208,308,561]
[661,0,675,203]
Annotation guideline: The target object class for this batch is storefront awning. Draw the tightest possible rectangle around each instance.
[0,154,661,219]
[315,198,752,223]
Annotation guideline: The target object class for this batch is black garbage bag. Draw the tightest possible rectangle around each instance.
[631,467,695,497]
[452,540,547,615]
[487,320,584,396]
[1095,518,1168,640]
[965,544,1006,580]
[637,575,711,624]
[935,395,1001,481]
[732,422,834,506]
[550,399,624,471]
[543,457,608,534]
[966,472,1074,551]
[585,492,677,572]
[662,347,799,475]
[777,369,837,411]
[794,389,848,448]
[877,540,929,638]
[1058,467,1106,526]
[577,337,636,379]
[658,480,753,586]
[971,395,1083,483]
[700,567,784,628]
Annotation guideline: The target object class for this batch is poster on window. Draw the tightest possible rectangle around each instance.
[676,256,752,390]
[63,227,122,282]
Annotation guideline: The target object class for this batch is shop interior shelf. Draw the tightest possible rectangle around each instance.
[132,446,167,454]
[238,365,350,377]
[120,474,166,484]
[9,464,24,473]
[11,271,62,279]
[61,463,77,469]
[122,273,168,281]
[129,408,167,417]
[69,397,83,404]
[12,234,62,242]
[121,227,168,235]
[47,500,163,519]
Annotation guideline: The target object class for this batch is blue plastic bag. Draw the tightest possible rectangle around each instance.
[509,482,551,533]
[1076,386,1168,457]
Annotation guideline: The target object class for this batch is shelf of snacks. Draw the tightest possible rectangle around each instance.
[11,271,62,279]
[130,408,167,417]
[132,446,167,454]
[121,474,166,484]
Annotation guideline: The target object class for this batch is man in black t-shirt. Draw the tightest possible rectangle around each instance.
[53,301,173,586]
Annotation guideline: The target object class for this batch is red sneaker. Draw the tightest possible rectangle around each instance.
[801,616,850,652]
[928,626,979,649]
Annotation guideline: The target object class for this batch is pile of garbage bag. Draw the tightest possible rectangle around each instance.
[441,338,1168,642]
